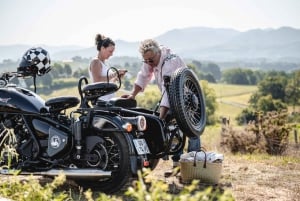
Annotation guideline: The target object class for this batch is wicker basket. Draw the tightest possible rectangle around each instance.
[180,150,223,184]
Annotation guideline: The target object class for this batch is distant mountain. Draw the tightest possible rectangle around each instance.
[1,26,300,62]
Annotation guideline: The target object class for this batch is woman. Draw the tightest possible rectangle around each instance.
[89,33,127,101]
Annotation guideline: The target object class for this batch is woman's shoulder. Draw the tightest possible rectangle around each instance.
[90,57,100,62]
[90,58,102,64]
[90,58,103,69]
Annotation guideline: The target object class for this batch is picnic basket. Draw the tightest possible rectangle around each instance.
[180,149,223,184]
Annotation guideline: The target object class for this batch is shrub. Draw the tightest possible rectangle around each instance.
[221,110,292,155]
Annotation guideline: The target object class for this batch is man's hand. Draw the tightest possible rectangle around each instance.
[118,69,128,78]
[121,94,135,99]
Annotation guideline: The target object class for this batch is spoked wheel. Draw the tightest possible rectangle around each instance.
[75,132,131,193]
[165,121,186,155]
[168,128,186,154]
[168,68,206,138]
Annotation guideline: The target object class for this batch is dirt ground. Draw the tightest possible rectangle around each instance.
[147,145,300,201]
[0,146,299,201]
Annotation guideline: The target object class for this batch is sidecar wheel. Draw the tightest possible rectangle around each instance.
[75,132,131,193]
[169,67,206,138]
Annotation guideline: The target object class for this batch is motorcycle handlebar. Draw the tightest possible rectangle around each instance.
[0,71,33,88]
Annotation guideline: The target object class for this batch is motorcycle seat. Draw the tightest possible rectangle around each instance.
[82,82,118,101]
[45,96,80,113]
[108,97,137,108]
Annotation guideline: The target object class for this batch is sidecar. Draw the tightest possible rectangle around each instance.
[82,67,206,165]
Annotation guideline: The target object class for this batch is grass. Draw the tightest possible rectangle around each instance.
[208,83,257,98]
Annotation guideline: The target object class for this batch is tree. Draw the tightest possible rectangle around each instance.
[64,64,72,76]
[258,76,287,101]
[200,80,218,125]
[51,63,63,78]
[206,62,221,81]
[222,68,249,85]
[41,73,53,89]
[256,95,287,112]
[285,70,300,111]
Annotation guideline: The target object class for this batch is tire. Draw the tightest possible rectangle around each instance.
[168,67,206,138]
[76,132,131,193]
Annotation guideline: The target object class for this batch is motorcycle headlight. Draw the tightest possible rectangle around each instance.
[136,115,146,131]
[123,115,147,131]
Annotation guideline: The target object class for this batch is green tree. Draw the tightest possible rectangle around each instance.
[41,73,53,89]
[136,86,160,109]
[64,64,72,76]
[51,63,63,78]
[258,76,287,100]
[201,80,218,125]
[285,70,300,111]
[206,62,221,81]
[222,68,249,85]
[256,95,287,112]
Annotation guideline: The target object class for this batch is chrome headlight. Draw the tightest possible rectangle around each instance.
[123,115,147,131]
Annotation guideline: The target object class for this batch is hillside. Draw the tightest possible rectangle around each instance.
[1,26,300,62]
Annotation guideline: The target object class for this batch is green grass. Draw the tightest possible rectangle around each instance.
[208,83,257,98]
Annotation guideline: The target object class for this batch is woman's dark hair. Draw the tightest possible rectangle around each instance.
[95,34,115,51]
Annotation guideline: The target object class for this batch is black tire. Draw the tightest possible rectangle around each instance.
[76,132,131,193]
[168,68,206,138]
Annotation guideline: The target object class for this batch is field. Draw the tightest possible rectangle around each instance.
[2,81,300,200]
[147,83,300,201]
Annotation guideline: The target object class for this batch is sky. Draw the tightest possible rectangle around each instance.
[0,0,299,47]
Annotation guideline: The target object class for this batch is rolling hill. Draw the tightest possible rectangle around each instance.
[1,26,300,62]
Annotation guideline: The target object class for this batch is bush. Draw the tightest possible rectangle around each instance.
[221,110,292,155]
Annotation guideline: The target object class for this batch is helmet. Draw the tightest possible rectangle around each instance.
[18,47,51,76]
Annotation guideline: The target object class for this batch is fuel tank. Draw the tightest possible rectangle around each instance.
[0,85,46,113]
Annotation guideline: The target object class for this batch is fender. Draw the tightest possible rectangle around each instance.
[90,113,139,174]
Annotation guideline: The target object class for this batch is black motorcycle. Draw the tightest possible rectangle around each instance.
[0,66,206,193]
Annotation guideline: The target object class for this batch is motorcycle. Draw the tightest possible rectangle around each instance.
[0,66,206,193]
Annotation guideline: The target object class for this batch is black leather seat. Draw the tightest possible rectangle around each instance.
[45,96,80,113]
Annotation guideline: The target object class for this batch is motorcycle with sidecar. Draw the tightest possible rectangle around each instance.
[0,51,206,193]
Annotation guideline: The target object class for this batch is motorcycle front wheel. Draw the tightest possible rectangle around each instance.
[75,131,131,193]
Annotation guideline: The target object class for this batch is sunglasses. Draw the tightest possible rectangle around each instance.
[142,53,157,64]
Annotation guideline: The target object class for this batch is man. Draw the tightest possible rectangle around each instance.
[122,39,200,171]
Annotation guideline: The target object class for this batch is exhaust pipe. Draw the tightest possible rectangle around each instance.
[0,168,111,179]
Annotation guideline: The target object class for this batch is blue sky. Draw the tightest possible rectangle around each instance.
[0,0,299,46]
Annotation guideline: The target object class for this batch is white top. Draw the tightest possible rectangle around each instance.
[89,59,115,101]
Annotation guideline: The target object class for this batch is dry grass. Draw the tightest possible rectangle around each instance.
[150,125,300,201]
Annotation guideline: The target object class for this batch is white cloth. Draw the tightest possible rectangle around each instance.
[89,59,115,101]
[180,151,224,163]
[134,46,186,108]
